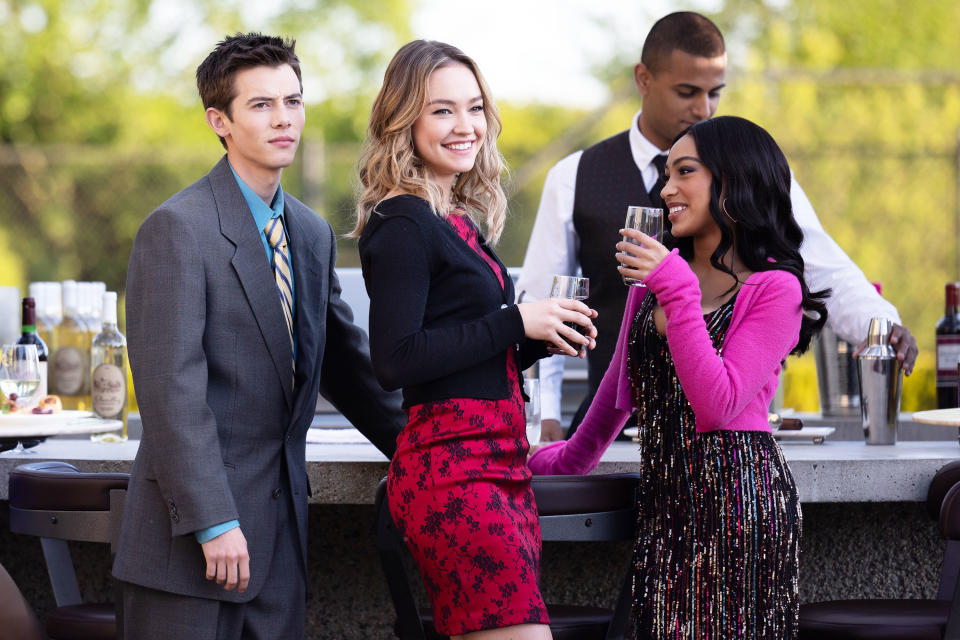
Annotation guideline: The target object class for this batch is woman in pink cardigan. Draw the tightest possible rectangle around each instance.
[528,116,830,639]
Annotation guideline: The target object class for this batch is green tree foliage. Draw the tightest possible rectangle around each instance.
[0,0,411,290]
[712,0,960,409]
[2,0,958,411]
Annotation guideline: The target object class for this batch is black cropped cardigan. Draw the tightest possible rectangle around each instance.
[358,195,548,409]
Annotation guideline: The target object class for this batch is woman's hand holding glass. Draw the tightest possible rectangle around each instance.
[517,298,597,358]
[616,228,671,285]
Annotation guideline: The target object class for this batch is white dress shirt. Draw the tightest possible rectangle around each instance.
[516,109,901,422]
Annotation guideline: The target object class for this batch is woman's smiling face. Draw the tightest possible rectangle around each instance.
[662,133,718,240]
[411,62,487,189]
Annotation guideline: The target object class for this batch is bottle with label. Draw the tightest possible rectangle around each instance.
[30,282,61,350]
[936,282,960,408]
[52,280,90,410]
[15,297,49,398]
[90,291,127,442]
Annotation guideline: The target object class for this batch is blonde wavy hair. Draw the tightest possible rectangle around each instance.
[351,40,507,244]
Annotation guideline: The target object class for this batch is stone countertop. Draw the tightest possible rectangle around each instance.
[1,437,958,504]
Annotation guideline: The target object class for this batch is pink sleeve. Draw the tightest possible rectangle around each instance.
[644,252,802,429]
[527,287,644,475]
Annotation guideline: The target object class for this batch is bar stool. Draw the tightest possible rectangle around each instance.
[8,461,129,640]
[375,473,642,640]
[798,459,960,639]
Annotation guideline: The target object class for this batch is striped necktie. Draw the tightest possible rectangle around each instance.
[264,217,295,369]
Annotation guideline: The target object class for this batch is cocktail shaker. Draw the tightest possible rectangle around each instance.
[857,317,902,445]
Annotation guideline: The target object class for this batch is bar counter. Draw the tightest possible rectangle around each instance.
[2,425,958,638]
[1,435,957,503]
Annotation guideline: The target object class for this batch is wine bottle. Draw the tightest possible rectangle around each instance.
[15,297,49,398]
[90,291,127,442]
[935,282,960,408]
[52,280,90,410]
[30,282,61,350]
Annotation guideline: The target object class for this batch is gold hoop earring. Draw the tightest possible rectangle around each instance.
[721,198,737,223]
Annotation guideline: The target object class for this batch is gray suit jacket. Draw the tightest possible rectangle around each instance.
[113,156,402,602]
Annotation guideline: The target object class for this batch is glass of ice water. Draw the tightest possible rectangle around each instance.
[621,206,664,287]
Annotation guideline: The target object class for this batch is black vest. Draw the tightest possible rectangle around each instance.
[573,130,656,391]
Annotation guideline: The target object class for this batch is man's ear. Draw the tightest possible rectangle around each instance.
[206,107,231,140]
[634,62,652,96]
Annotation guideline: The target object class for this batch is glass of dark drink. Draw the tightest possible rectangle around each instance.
[549,275,590,356]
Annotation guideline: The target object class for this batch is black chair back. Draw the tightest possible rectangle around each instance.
[8,461,129,640]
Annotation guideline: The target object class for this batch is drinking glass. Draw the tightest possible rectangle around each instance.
[1,344,42,454]
[523,377,541,447]
[621,206,664,287]
[549,275,590,356]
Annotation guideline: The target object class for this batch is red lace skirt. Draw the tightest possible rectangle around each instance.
[386,355,548,635]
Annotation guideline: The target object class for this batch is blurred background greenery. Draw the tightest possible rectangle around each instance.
[1,0,958,411]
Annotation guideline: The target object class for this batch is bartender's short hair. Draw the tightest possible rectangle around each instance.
[641,12,725,73]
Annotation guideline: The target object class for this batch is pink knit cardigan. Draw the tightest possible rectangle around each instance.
[528,249,803,476]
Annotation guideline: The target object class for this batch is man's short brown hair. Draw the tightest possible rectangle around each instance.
[196,33,302,148]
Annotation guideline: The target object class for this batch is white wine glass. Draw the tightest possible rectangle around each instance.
[621,206,664,287]
[549,275,590,356]
[1,344,42,454]
[523,376,541,447]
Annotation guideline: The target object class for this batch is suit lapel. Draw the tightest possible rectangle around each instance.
[210,157,294,410]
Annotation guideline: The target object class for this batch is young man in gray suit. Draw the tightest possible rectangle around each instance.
[113,34,404,639]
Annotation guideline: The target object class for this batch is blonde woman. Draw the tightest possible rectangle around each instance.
[354,40,597,640]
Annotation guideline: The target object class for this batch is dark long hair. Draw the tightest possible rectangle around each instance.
[667,115,829,355]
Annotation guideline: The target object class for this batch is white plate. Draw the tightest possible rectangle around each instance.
[306,427,371,444]
[0,411,121,437]
[0,409,93,426]
[773,426,835,444]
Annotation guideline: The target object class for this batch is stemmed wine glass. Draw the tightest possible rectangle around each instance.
[621,206,664,287]
[549,275,590,356]
[1,344,42,454]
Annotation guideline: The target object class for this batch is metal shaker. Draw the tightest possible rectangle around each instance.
[856,317,903,445]
[814,327,861,416]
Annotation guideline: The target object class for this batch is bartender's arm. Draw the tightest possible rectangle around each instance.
[790,176,917,374]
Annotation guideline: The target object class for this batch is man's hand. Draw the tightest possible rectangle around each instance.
[539,419,565,442]
[853,323,918,376]
[888,324,918,375]
[201,527,250,592]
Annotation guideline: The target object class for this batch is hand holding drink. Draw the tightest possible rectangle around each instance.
[620,206,664,287]
[549,275,591,356]
[516,276,597,357]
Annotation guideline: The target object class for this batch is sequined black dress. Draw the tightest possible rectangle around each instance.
[628,291,801,639]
